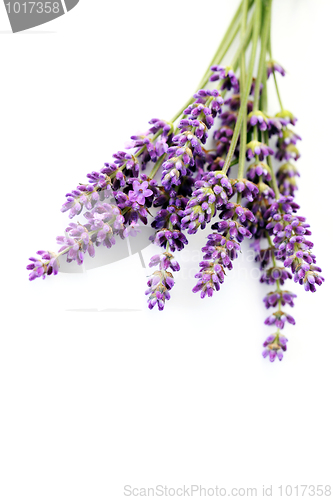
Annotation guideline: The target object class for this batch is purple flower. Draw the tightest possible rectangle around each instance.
[247,111,268,131]
[275,144,300,162]
[262,333,288,362]
[257,181,275,199]
[61,154,139,219]
[27,251,59,281]
[255,247,275,270]
[211,219,252,244]
[275,110,297,126]
[152,206,183,232]
[126,135,157,162]
[214,125,234,157]
[60,114,171,220]
[263,290,297,309]
[128,180,153,205]
[202,232,242,268]
[149,252,180,272]
[193,262,225,298]
[126,118,171,162]
[277,162,300,196]
[218,202,256,225]
[220,110,238,127]
[193,206,253,299]
[181,171,233,234]
[231,179,259,202]
[290,263,324,292]
[184,89,224,126]
[267,60,286,79]
[114,191,150,225]
[246,140,274,161]
[250,77,263,96]
[224,95,253,112]
[145,250,180,311]
[264,195,300,219]
[145,270,175,311]
[27,202,129,280]
[264,311,295,329]
[210,65,239,93]
[161,135,199,192]
[161,89,224,193]
[264,196,324,291]
[150,229,188,252]
[267,116,286,137]
[246,161,272,182]
[260,266,292,285]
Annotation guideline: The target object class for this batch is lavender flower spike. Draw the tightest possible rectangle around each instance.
[248,111,269,131]
[28,202,126,280]
[145,252,180,310]
[262,333,288,362]
[210,65,239,92]
[246,140,274,161]
[181,171,233,234]
[27,251,59,281]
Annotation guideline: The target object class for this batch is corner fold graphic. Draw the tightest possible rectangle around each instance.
[64,0,80,12]
[3,0,80,33]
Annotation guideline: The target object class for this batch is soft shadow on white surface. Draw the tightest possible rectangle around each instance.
[66,308,142,312]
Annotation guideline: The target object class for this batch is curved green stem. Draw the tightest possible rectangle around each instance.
[237,0,249,189]
[170,2,256,124]
[262,76,280,197]
[266,233,281,294]
[149,0,257,182]
[169,2,244,124]
[272,68,284,111]
[222,0,262,175]
[230,9,255,70]
[268,10,284,111]
[149,153,167,179]
[261,62,280,198]
[253,0,272,112]
[196,16,242,90]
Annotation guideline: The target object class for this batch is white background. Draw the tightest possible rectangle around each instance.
[0,1,332,499]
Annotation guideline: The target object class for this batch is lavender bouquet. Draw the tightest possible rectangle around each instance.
[27,0,324,362]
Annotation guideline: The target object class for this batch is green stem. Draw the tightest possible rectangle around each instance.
[149,0,256,182]
[262,114,280,198]
[265,136,279,197]
[169,2,244,124]
[222,0,262,175]
[259,12,280,199]
[149,153,167,179]
[261,58,268,113]
[262,74,279,198]
[253,0,272,112]
[170,2,256,124]
[229,158,240,169]
[272,68,283,111]
[135,130,162,159]
[237,0,249,186]
[196,15,242,90]
[230,10,255,70]
[266,233,281,292]
[268,13,284,111]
